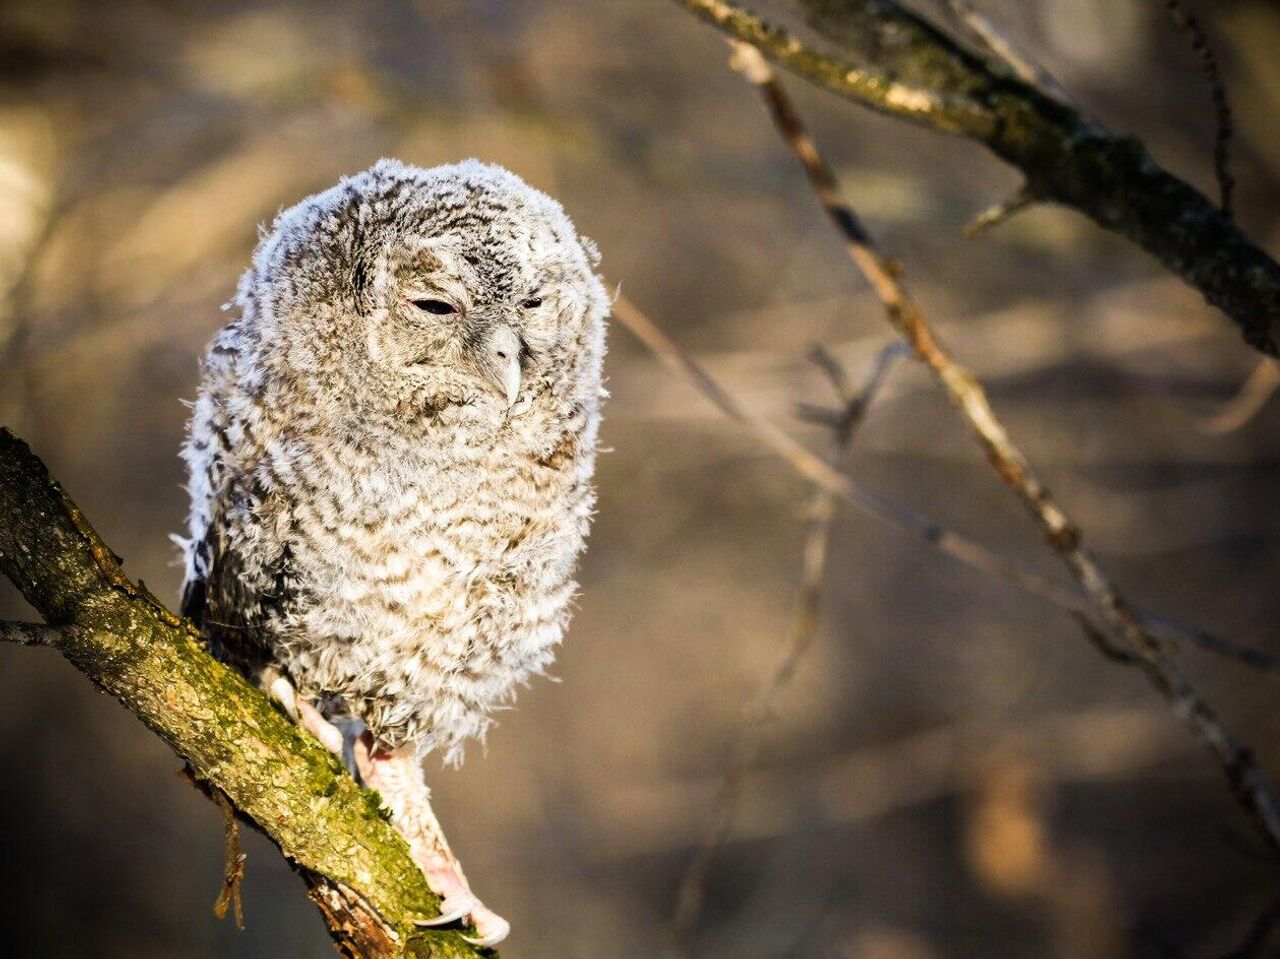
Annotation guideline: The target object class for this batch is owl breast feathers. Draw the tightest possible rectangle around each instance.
[179,158,609,763]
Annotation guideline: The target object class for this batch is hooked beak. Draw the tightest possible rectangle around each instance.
[480,325,523,407]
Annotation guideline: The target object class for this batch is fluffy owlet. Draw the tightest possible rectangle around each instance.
[178,158,609,944]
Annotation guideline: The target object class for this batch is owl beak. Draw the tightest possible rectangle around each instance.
[480,325,523,407]
[498,355,522,407]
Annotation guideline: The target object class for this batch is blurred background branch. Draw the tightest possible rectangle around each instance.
[1158,0,1235,215]
[726,31,1280,856]
[666,340,906,958]
[670,0,1280,356]
[941,0,1078,108]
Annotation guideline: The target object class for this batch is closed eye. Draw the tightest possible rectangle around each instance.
[412,298,459,315]
[520,296,543,309]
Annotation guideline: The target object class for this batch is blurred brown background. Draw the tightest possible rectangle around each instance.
[2,1,1280,957]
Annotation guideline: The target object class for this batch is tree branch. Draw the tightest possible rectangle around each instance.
[724,41,1280,854]
[0,427,494,959]
[612,294,1280,673]
[0,621,66,646]
[1160,0,1234,216]
[668,0,1280,357]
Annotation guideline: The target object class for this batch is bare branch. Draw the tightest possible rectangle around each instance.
[613,294,1280,673]
[1160,0,1234,216]
[1144,611,1280,672]
[667,0,1280,356]
[964,182,1037,237]
[616,293,1072,607]
[726,41,1280,853]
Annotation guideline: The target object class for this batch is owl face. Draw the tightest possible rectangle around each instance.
[374,200,598,416]
[250,159,607,424]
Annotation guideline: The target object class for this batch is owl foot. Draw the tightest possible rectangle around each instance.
[353,735,511,946]
[267,674,300,719]
[266,674,345,756]
[415,855,511,947]
[297,699,345,756]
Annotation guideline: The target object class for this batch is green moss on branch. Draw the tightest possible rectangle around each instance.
[0,427,494,959]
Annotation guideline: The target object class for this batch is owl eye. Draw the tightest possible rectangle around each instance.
[520,296,543,309]
[412,298,459,315]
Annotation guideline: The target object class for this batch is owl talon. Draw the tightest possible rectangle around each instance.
[269,672,344,756]
[461,906,511,947]
[413,891,509,946]
[418,856,509,944]
[413,897,473,926]
[355,739,511,944]
[267,675,300,721]
[297,699,345,756]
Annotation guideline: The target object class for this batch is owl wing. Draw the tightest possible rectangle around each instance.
[179,554,208,626]
[184,477,298,678]
[179,508,222,629]
[181,332,290,670]
[179,445,232,638]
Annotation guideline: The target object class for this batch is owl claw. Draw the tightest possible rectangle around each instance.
[412,891,510,946]
[296,699,345,756]
[418,856,510,946]
[266,674,344,756]
[267,675,300,720]
[461,906,511,948]
[355,741,511,946]
[413,898,473,926]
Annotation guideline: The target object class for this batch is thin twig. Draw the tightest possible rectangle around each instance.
[612,294,1280,672]
[727,41,1280,853]
[616,293,1075,608]
[1072,612,1139,665]
[942,0,1076,108]
[0,621,65,646]
[964,182,1037,237]
[1197,359,1280,435]
[1143,612,1280,672]
[212,789,247,930]
[1161,0,1234,216]
[665,342,905,957]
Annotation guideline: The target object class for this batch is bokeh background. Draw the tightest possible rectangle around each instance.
[3,1,1280,957]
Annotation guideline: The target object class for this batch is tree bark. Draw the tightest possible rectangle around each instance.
[0,427,492,959]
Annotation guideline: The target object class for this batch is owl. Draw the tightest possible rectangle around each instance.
[178,158,609,945]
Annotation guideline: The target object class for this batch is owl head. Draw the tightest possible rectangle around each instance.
[236,158,608,425]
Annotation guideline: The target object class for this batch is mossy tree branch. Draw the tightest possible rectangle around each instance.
[669,0,1280,357]
[0,427,494,959]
